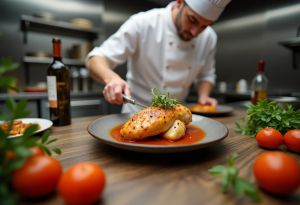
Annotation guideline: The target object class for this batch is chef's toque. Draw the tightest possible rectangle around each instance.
[185,0,231,21]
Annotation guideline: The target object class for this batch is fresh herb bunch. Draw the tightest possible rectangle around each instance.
[150,88,180,109]
[235,100,300,135]
[0,59,61,205]
[209,153,261,202]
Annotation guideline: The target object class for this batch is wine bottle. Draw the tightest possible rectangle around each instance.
[47,38,71,126]
[251,60,268,104]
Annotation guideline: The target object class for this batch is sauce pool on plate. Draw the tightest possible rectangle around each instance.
[110,124,205,145]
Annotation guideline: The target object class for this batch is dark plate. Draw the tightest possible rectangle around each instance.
[187,104,233,116]
[87,114,228,153]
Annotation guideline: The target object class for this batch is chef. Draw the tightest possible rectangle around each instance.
[86,0,231,113]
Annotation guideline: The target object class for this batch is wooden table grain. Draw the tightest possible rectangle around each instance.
[22,108,300,205]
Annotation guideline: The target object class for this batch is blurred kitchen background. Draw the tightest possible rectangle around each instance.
[0,0,299,117]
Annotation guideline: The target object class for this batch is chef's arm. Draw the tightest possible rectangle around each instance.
[86,56,130,104]
[197,81,217,106]
[86,56,120,84]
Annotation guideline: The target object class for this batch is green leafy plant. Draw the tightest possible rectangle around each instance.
[208,153,261,202]
[235,100,300,135]
[0,58,19,91]
[0,58,61,205]
[150,88,180,109]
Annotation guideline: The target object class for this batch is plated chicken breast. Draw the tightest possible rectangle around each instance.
[120,104,192,140]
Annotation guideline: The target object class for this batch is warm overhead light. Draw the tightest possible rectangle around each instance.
[213,13,265,32]
[103,11,129,24]
[25,0,103,15]
[214,3,300,32]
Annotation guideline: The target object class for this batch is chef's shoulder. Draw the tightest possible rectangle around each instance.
[126,7,166,29]
[197,26,217,47]
[202,26,217,40]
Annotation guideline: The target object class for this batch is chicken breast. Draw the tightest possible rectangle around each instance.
[120,104,192,140]
[173,104,192,125]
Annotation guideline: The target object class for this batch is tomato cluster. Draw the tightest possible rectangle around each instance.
[253,129,300,196]
[256,128,300,153]
[11,147,106,204]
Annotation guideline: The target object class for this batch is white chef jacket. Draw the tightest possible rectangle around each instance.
[87,2,217,113]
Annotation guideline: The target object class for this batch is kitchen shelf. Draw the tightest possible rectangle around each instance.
[278,37,300,69]
[23,56,85,66]
[278,37,300,49]
[20,15,102,43]
[0,92,106,118]
[23,56,85,84]
[20,14,101,85]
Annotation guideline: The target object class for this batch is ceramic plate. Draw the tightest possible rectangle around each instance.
[87,114,228,153]
[0,118,53,138]
[187,104,233,116]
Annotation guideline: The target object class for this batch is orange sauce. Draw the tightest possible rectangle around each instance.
[110,124,205,146]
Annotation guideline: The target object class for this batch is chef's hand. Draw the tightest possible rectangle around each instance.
[198,96,218,107]
[103,77,131,104]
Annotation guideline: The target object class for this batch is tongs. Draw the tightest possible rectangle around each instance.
[122,95,147,109]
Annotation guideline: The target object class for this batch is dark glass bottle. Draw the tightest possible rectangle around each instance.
[47,38,71,126]
[251,60,268,104]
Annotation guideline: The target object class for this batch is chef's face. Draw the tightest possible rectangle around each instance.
[175,2,214,41]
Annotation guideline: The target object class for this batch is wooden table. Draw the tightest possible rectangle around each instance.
[22,108,300,205]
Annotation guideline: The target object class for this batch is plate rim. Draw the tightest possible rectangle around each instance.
[87,113,229,153]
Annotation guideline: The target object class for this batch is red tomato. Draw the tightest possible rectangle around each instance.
[256,127,283,149]
[284,129,300,153]
[253,151,300,195]
[5,150,17,160]
[58,162,106,205]
[12,155,62,198]
[6,147,44,161]
[30,146,44,156]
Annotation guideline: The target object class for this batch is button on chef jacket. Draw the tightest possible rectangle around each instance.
[87,2,217,113]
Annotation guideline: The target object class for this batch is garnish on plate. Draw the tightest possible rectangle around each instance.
[150,88,179,109]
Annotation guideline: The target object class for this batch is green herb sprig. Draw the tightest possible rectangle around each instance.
[0,58,19,91]
[235,100,300,136]
[0,58,61,204]
[150,88,179,109]
[209,153,261,202]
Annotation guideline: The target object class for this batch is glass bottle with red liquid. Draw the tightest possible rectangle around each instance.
[47,38,71,126]
[251,60,268,104]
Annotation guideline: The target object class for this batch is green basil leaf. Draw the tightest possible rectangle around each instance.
[208,165,226,175]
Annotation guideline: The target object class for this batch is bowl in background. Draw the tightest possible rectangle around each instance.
[271,96,300,110]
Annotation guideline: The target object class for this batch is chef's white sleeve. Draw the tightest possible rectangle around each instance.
[87,15,140,69]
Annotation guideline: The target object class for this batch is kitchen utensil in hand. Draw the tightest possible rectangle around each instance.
[122,95,147,108]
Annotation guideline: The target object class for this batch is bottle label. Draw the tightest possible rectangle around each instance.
[47,76,58,108]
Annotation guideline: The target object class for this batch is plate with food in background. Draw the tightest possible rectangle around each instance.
[187,103,233,116]
[0,118,53,138]
[88,89,228,153]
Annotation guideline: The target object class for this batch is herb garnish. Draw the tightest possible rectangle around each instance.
[150,88,179,109]
[209,153,261,202]
[235,100,300,136]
